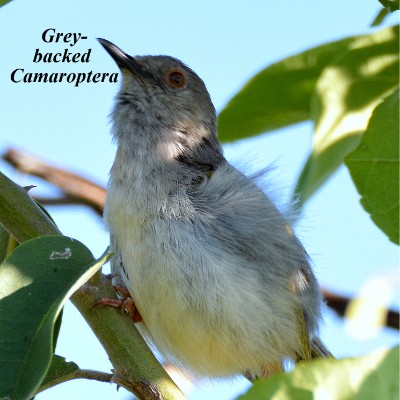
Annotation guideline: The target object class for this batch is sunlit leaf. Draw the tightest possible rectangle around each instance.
[294,25,398,206]
[218,35,357,142]
[237,347,399,400]
[0,236,111,400]
[345,89,399,244]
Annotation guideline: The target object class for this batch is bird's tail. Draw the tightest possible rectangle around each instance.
[310,336,333,359]
[297,310,333,361]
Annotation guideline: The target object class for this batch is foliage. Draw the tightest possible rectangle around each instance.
[0,236,109,400]
[218,25,399,222]
[0,2,398,400]
[238,347,399,400]
[39,355,80,392]
[0,0,13,8]
[345,89,399,244]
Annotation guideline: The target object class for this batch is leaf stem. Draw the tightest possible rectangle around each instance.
[37,369,114,394]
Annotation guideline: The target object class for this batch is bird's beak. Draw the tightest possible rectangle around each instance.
[97,38,148,79]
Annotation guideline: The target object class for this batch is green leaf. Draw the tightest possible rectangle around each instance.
[0,171,61,243]
[39,355,80,392]
[294,25,399,206]
[32,200,63,352]
[377,0,399,12]
[0,223,10,262]
[218,35,356,142]
[0,0,14,7]
[52,308,63,353]
[371,7,391,27]
[237,346,399,400]
[0,236,111,400]
[345,89,399,244]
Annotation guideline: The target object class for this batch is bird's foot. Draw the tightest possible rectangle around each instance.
[92,284,143,323]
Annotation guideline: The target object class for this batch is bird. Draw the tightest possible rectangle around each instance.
[98,38,331,380]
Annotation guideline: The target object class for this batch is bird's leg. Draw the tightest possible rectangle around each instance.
[243,361,283,382]
[93,284,143,323]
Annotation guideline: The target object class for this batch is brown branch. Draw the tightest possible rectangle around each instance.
[2,148,105,216]
[2,147,399,331]
[322,289,399,330]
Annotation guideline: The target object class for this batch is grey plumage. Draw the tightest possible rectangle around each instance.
[99,38,331,379]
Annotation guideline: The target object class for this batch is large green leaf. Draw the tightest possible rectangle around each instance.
[294,25,399,206]
[0,236,110,400]
[218,35,356,141]
[345,89,399,244]
[237,346,399,400]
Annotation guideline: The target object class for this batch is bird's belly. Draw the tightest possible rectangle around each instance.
[132,272,256,377]
[110,214,301,378]
[116,230,269,377]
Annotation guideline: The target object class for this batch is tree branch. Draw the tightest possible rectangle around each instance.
[2,147,399,331]
[3,148,105,215]
[322,288,399,330]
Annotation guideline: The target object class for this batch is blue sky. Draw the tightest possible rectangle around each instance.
[0,1,398,399]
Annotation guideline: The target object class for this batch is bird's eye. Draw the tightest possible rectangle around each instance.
[166,69,186,89]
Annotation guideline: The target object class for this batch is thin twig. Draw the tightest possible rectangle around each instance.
[37,369,114,394]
